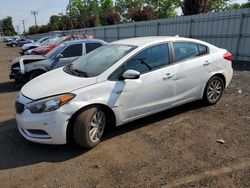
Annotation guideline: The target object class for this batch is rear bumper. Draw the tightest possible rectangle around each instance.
[225,62,233,88]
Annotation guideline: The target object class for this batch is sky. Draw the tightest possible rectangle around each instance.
[0,0,248,34]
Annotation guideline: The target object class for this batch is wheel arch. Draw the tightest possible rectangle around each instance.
[210,73,226,89]
[66,103,116,144]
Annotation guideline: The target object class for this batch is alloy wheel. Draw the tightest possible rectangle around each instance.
[89,110,105,143]
[207,79,223,103]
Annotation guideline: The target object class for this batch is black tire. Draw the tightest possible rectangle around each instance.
[28,70,45,81]
[203,76,225,105]
[73,106,106,148]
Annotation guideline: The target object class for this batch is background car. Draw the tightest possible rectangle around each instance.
[3,37,12,42]
[6,38,18,47]
[31,34,95,55]
[16,38,34,47]
[15,36,233,148]
[21,36,51,55]
[6,38,34,47]
[10,39,106,84]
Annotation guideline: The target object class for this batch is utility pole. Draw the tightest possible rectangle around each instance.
[20,20,26,34]
[31,10,38,28]
[0,21,3,36]
[69,0,72,17]
[16,25,20,35]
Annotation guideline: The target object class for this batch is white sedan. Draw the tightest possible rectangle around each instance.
[15,36,233,148]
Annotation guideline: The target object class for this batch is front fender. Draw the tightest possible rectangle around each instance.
[25,64,48,73]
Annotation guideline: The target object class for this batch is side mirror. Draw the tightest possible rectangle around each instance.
[122,69,140,80]
[57,54,63,59]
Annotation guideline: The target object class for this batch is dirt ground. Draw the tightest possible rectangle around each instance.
[0,42,250,188]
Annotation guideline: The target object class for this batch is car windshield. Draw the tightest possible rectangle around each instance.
[37,37,48,44]
[41,37,59,45]
[55,37,67,45]
[65,44,136,77]
[44,43,66,59]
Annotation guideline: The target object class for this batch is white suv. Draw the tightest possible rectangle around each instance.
[15,36,233,148]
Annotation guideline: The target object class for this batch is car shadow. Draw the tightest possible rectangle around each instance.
[0,118,85,170]
[0,101,205,170]
[104,100,205,140]
[0,81,20,93]
[233,61,250,71]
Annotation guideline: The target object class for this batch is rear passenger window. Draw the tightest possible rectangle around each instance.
[198,44,208,55]
[173,42,208,62]
[86,43,103,53]
[61,44,82,58]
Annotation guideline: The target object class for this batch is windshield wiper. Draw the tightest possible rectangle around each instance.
[67,64,88,77]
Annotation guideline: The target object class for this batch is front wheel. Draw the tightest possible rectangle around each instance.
[73,106,106,148]
[203,76,224,105]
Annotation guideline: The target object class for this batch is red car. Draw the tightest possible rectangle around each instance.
[32,35,95,55]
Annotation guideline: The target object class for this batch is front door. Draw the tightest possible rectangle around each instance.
[110,43,176,122]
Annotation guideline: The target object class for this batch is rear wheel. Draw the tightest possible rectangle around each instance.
[73,106,106,148]
[203,76,224,105]
[28,70,45,81]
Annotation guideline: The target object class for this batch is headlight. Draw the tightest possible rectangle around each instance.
[26,93,75,114]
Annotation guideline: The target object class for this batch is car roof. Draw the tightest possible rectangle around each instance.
[111,36,211,47]
[63,38,107,45]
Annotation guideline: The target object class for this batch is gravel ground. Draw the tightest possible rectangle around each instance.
[0,42,250,188]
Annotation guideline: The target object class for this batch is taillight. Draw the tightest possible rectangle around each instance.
[223,52,233,61]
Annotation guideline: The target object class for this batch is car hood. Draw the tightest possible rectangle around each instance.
[21,67,97,100]
[22,42,40,50]
[11,55,46,65]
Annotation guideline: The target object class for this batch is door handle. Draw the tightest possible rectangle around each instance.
[203,60,211,66]
[163,73,174,80]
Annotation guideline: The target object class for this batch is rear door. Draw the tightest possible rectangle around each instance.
[171,42,212,105]
[53,43,82,69]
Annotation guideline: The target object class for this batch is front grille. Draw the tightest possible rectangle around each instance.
[15,101,25,114]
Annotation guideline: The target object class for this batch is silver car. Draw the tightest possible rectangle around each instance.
[10,39,107,84]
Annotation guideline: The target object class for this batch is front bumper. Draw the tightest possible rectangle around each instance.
[9,69,26,84]
[16,105,70,145]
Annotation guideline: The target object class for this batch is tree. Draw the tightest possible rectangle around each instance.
[49,15,61,25]
[1,16,16,36]
[241,1,250,8]
[115,0,143,21]
[99,0,115,25]
[180,0,231,15]
[226,3,241,10]
[28,25,38,35]
[146,0,179,18]
[105,11,121,25]
[85,15,100,27]
[209,0,231,12]
[129,6,155,21]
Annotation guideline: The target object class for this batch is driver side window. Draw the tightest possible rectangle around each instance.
[109,43,170,80]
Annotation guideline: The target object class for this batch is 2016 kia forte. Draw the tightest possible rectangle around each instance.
[15,36,233,148]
